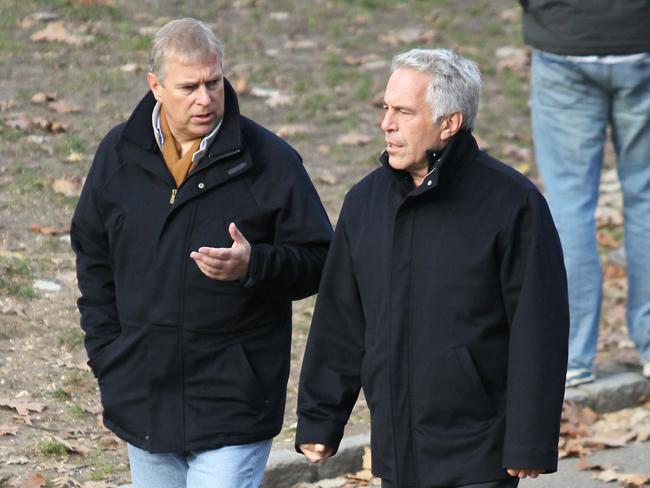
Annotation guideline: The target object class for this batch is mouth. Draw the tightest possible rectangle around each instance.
[385,141,403,150]
[192,113,214,123]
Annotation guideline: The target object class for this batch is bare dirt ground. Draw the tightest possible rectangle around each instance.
[0,1,641,486]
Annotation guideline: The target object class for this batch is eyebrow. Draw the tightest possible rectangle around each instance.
[385,102,415,112]
[177,75,222,88]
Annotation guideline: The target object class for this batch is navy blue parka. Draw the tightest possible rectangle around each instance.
[71,80,332,453]
[296,131,569,487]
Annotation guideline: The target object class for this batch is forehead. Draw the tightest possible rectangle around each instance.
[163,55,222,82]
[384,68,431,106]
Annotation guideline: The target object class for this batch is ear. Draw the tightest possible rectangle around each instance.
[147,72,164,103]
[439,112,463,142]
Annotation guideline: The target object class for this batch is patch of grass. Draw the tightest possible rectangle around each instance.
[39,438,68,457]
[8,170,46,195]
[55,133,86,155]
[89,450,114,481]
[0,125,24,143]
[57,327,85,351]
[500,71,529,114]
[86,69,128,92]
[41,236,64,253]
[118,34,151,53]
[301,90,337,117]
[68,404,86,420]
[0,255,36,299]
[31,0,123,21]
[52,387,71,400]
[352,74,374,102]
[62,370,95,394]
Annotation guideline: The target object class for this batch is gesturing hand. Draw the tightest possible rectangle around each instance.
[299,443,333,464]
[190,223,251,281]
[507,468,542,479]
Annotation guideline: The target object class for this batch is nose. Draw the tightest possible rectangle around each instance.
[196,84,211,106]
[381,110,396,132]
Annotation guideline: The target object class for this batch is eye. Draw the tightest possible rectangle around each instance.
[205,78,222,90]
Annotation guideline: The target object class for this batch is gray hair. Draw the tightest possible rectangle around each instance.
[149,18,224,84]
[391,48,481,130]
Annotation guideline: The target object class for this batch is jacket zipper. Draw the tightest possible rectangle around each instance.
[168,148,241,205]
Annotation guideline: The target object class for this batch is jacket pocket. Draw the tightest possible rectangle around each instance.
[88,334,123,379]
[412,345,497,434]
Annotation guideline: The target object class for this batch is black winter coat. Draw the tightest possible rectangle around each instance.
[71,80,332,453]
[296,131,569,487]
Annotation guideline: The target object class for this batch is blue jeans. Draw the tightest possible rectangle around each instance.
[127,439,272,488]
[531,49,650,371]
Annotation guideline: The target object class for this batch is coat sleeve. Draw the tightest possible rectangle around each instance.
[70,148,121,373]
[500,189,569,472]
[244,156,333,300]
[295,209,365,455]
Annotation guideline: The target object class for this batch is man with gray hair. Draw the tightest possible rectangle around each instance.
[71,18,332,487]
[296,48,569,487]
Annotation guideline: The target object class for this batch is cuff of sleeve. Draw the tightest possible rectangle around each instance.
[502,444,558,473]
[295,418,346,457]
[246,243,272,285]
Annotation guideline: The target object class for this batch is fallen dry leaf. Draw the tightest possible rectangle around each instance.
[0,423,19,436]
[49,101,81,114]
[250,87,294,108]
[4,112,31,131]
[337,133,373,146]
[119,63,142,74]
[0,398,46,416]
[0,99,16,111]
[98,434,121,450]
[500,8,521,22]
[501,143,531,162]
[583,430,636,448]
[495,46,529,74]
[5,455,30,465]
[82,481,109,488]
[618,473,650,486]
[52,476,83,488]
[594,468,620,482]
[16,473,47,488]
[233,75,249,96]
[1,300,28,318]
[317,171,338,186]
[603,264,627,281]
[575,457,613,471]
[46,434,90,456]
[31,21,92,46]
[66,152,85,162]
[30,224,71,236]
[379,28,437,46]
[31,92,57,104]
[275,124,312,139]
[32,116,68,133]
[52,177,82,197]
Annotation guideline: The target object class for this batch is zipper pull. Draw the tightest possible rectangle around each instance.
[169,188,177,204]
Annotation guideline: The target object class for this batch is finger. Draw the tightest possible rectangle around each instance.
[191,253,227,271]
[229,222,248,245]
[314,444,328,453]
[507,469,518,477]
[197,247,232,260]
[194,260,222,279]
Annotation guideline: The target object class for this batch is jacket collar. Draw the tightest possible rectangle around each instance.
[379,129,479,197]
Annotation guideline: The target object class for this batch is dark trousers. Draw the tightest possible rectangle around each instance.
[381,478,519,488]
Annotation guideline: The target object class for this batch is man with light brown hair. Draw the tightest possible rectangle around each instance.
[72,18,332,488]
